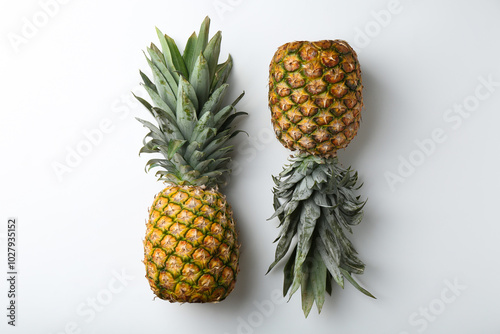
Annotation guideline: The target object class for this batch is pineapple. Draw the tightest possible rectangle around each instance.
[269,40,362,157]
[267,40,374,316]
[136,17,245,303]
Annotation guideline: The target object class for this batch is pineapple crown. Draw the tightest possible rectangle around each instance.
[135,16,246,188]
[268,153,373,316]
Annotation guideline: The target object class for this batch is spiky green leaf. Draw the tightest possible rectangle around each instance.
[203,31,221,78]
[140,82,174,119]
[292,199,320,291]
[178,76,199,111]
[189,53,210,110]
[147,45,178,94]
[192,16,210,68]
[301,269,314,318]
[340,268,375,299]
[183,32,198,74]
[316,235,343,287]
[220,112,248,132]
[175,78,198,139]
[144,53,177,113]
[310,248,327,314]
[136,118,166,142]
[155,28,188,81]
[200,83,229,117]
[167,139,186,159]
[283,248,296,296]
[267,213,298,273]
[211,54,232,93]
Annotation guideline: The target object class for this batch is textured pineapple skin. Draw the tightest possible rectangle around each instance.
[269,40,363,157]
[144,185,239,303]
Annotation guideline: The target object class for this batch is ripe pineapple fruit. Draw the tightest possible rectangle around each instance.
[267,40,374,316]
[269,40,362,157]
[136,17,245,303]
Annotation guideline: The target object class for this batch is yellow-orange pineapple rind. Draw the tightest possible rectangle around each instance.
[144,185,240,303]
[269,40,363,157]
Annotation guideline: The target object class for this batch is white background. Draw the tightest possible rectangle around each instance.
[1,0,500,333]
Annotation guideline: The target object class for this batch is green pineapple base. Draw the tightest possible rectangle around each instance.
[268,153,375,317]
